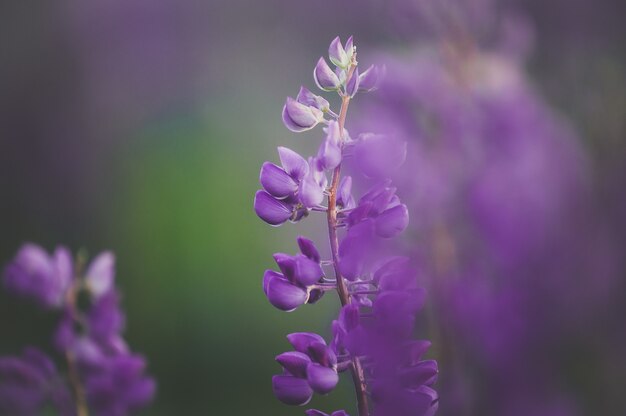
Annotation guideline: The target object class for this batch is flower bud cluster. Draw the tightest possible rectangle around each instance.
[254,36,437,416]
[1,244,154,416]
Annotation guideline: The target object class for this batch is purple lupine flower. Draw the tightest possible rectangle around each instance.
[254,36,438,416]
[0,348,73,416]
[283,96,325,132]
[263,237,325,311]
[273,333,340,405]
[1,246,155,416]
[3,243,73,309]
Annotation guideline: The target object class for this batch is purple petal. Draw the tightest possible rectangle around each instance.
[314,57,340,91]
[406,340,432,364]
[345,67,360,98]
[85,251,115,299]
[254,190,293,226]
[299,171,325,208]
[306,364,338,395]
[287,333,326,354]
[355,134,407,178]
[337,176,353,209]
[276,351,311,378]
[331,412,350,416]
[260,162,298,198]
[339,304,360,332]
[344,36,354,57]
[294,254,324,286]
[328,36,348,68]
[277,146,308,181]
[282,97,323,132]
[317,121,342,170]
[358,64,382,92]
[272,375,313,406]
[305,411,329,416]
[375,204,409,238]
[399,360,439,387]
[265,274,308,312]
[296,236,321,263]
[307,342,337,367]
[263,270,283,295]
[296,86,330,111]
[273,254,296,282]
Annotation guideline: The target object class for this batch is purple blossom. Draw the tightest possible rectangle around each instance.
[0,348,73,416]
[254,36,437,416]
[1,245,155,416]
[3,244,73,309]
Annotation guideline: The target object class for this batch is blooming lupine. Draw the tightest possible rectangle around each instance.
[254,36,438,416]
[1,244,154,416]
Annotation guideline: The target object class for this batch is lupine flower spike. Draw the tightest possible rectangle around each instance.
[1,244,155,416]
[254,36,438,416]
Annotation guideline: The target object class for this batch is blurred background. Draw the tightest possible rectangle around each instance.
[0,1,624,415]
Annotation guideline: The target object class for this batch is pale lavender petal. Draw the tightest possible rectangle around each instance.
[317,126,342,170]
[337,176,352,209]
[85,251,115,299]
[277,146,308,181]
[328,36,348,68]
[282,97,323,132]
[296,86,330,112]
[314,57,341,91]
[345,67,360,98]
[299,171,324,208]
[375,204,409,238]
[358,64,383,92]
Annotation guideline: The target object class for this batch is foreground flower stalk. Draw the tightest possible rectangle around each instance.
[255,36,438,416]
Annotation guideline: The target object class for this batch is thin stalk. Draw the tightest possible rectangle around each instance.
[65,254,89,416]
[326,58,370,416]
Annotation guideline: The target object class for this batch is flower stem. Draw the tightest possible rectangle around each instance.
[65,253,89,416]
[326,59,370,416]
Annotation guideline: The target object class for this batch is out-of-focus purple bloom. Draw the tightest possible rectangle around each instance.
[354,133,407,179]
[358,65,384,92]
[82,354,156,416]
[2,246,155,415]
[0,348,73,416]
[3,244,73,309]
[84,251,115,299]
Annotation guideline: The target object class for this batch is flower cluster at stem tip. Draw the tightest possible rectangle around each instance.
[1,244,154,416]
[254,36,439,416]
